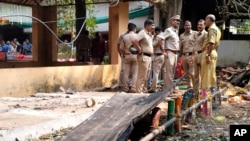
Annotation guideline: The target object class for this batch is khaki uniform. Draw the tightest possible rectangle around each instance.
[180,30,196,88]
[201,23,221,89]
[150,35,164,91]
[136,29,154,93]
[161,26,180,88]
[122,32,138,92]
[117,33,127,88]
[193,30,207,89]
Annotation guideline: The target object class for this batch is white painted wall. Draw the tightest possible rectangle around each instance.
[95,2,151,31]
[96,16,148,31]
[217,40,250,67]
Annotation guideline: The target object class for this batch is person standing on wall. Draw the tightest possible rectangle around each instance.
[193,19,207,90]
[148,27,165,93]
[179,20,196,89]
[201,14,221,92]
[121,23,141,93]
[136,19,155,93]
[161,15,181,90]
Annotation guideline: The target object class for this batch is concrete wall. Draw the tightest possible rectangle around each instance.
[217,40,250,67]
[0,65,120,97]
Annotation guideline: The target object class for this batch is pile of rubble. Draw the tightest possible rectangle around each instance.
[218,62,250,103]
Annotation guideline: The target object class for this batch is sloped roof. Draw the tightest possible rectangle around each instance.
[0,0,43,6]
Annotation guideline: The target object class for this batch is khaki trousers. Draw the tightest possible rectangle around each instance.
[161,51,178,89]
[119,57,125,87]
[201,50,217,89]
[151,55,164,91]
[123,55,138,92]
[136,55,152,93]
[193,53,202,89]
[182,55,195,88]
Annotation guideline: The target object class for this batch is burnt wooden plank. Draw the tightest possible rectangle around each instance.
[57,76,185,141]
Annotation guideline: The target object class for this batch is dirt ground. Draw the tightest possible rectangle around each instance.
[157,99,250,141]
[1,87,250,141]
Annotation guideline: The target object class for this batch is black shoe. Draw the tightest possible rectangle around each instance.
[148,90,156,93]
[129,89,136,93]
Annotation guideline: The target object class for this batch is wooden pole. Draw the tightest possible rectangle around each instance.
[201,89,208,115]
[195,89,202,117]
[167,99,175,135]
[174,97,182,133]
[207,91,213,116]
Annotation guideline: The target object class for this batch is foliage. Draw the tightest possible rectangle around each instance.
[57,43,73,58]
[57,5,75,36]
[235,19,250,34]
[86,0,97,38]
[41,0,97,38]
[159,0,168,17]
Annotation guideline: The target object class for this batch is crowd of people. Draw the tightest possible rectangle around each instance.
[0,38,32,56]
[118,14,221,95]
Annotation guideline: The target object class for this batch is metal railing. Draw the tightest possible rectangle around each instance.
[140,87,227,141]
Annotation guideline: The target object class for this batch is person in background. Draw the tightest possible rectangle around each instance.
[13,38,23,54]
[9,40,17,53]
[2,41,10,53]
[75,30,92,62]
[0,40,4,52]
[23,39,32,55]
[91,32,106,64]
[148,27,164,93]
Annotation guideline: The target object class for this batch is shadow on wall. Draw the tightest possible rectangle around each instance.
[0,65,119,97]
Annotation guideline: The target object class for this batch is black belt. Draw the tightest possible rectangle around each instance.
[194,50,202,55]
[183,50,203,56]
[183,52,192,56]
[155,53,163,56]
[142,53,152,57]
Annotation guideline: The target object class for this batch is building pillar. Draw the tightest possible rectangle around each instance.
[32,6,57,65]
[108,2,129,64]
[32,6,44,63]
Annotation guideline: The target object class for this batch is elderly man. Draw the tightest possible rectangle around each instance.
[180,20,196,88]
[161,15,181,89]
[201,14,221,91]
[193,19,207,89]
[136,19,155,93]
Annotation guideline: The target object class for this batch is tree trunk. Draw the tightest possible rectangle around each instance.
[75,0,86,34]
[165,0,183,27]
[75,0,88,62]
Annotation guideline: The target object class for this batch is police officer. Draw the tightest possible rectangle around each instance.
[136,19,155,93]
[117,24,130,90]
[149,27,164,93]
[161,15,181,89]
[180,20,196,88]
[121,23,142,93]
[193,19,207,89]
[201,14,221,91]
